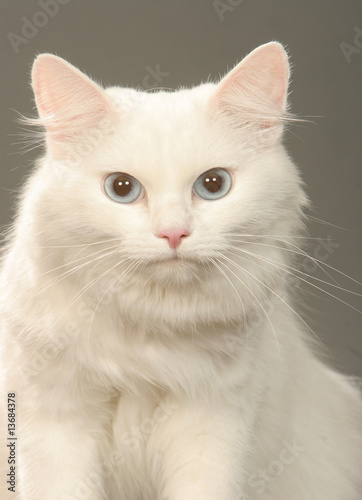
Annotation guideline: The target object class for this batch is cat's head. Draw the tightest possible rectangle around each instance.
[23,43,307,315]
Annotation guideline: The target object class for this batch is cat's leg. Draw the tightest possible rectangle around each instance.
[151,402,251,500]
[17,408,110,500]
[10,360,114,500]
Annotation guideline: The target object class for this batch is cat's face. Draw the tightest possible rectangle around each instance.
[28,43,306,291]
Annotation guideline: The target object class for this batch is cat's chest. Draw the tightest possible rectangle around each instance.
[74,313,244,396]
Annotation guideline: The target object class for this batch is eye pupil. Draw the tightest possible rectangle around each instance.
[113,176,133,196]
[193,168,232,201]
[104,172,143,204]
[203,173,222,193]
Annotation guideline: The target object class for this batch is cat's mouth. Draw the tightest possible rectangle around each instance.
[148,252,201,268]
[168,254,181,262]
[141,253,206,284]
[161,254,186,264]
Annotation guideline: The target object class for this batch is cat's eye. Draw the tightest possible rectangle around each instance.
[104,173,143,204]
[193,168,232,200]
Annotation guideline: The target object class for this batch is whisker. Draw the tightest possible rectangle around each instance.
[225,232,320,240]
[227,235,333,279]
[226,244,362,300]
[52,255,136,328]
[209,257,246,320]
[86,258,143,338]
[305,215,356,233]
[213,254,281,356]
[219,245,327,302]
[228,235,361,287]
[35,244,123,278]
[31,248,123,300]
[214,251,328,352]
[37,236,124,249]
[225,245,361,315]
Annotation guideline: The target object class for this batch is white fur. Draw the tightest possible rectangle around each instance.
[0,43,361,500]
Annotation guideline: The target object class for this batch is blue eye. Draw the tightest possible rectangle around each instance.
[193,168,232,200]
[104,172,143,203]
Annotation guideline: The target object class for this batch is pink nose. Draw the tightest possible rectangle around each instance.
[157,228,190,249]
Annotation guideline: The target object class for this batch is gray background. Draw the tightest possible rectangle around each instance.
[1,0,361,376]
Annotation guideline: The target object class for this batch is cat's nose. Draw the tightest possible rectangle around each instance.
[157,228,190,249]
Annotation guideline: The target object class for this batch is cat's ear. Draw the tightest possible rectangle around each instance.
[31,54,117,153]
[210,42,290,143]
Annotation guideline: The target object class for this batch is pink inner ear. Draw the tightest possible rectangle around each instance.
[212,42,290,115]
[32,54,115,143]
[34,78,50,116]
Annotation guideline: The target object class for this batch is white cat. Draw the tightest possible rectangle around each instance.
[0,42,361,500]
